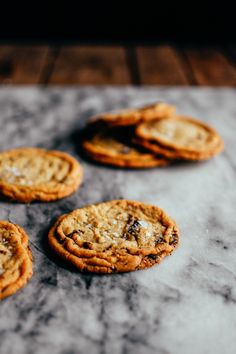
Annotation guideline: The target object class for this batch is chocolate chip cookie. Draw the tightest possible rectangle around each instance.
[0,221,33,300]
[48,200,179,273]
[135,115,224,160]
[0,147,83,202]
[83,126,169,168]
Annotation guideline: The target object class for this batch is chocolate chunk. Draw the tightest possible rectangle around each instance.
[148,254,158,260]
[83,242,93,249]
[127,219,141,236]
[67,232,77,239]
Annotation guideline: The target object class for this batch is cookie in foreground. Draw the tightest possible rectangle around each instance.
[0,221,33,300]
[135,115,224,161]
[82,127,169,168]
[0,147,83,202]
[48,200,179,273]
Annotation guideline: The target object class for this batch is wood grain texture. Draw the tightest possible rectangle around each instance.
[125,47,141,85]
[39,47,60,85]
[136,46,190,85]
[0,45,235,86]
[49,46,131,84]
[185,48,236,86]
[0,46,49,84]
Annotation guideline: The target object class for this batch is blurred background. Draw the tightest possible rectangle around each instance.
[0,1,235,86]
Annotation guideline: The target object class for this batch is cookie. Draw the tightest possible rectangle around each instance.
[134,137,224,161]
[91,102,176,127]
[82,127,169,168]
[135,115,224,160]
[48,200,179,273]
[0,221,33,300]
[0,147,83,202]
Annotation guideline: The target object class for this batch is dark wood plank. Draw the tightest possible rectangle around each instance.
[125,47,141,85]
[136,46,191,85]
[0,46,49,84]
[39,47,60,85]
[49,46,131,84]
[184,48,236,86]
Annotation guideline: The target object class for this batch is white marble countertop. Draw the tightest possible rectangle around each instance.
[0,87,235,354]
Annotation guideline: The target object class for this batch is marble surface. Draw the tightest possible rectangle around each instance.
[0,86,236,354]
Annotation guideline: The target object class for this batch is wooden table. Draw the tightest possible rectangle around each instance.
[0,45,236,86]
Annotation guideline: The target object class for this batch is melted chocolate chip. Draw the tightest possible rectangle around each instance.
[127,220,141,236]
[82,242,92,249]
[155,237,164,245]
[148,254,158,260]
[67,232,76,238]
[169,232,178,245]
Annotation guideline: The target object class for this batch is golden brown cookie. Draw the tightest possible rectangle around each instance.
[134,137,224,161]
[48,200,179,273]
[91,102,176,127]
[0,147,83,202]
[82,127,169,168]
[0,221,33,300]
[135,115,224,161]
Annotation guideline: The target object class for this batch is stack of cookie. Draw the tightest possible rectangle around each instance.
[82,103,224,167]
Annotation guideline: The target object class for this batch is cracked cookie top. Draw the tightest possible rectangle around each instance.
[0,221,32,300]
[0,147,83,202]
[136,115,223,153]
[48,200,179,273]
[0,224,18,276]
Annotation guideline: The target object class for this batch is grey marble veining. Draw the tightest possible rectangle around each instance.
[0,86,236,354]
